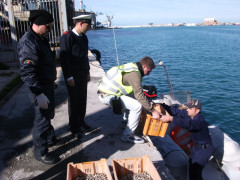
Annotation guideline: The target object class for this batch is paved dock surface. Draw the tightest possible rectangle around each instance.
[0,61,175,179]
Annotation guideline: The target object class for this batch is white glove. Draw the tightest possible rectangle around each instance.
[36,93,49,109]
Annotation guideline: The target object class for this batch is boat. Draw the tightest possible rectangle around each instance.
[145,62,240,180]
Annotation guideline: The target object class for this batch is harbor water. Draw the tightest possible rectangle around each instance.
[87,25,240,144]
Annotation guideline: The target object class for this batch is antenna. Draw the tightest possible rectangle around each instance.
[158,61,173,93]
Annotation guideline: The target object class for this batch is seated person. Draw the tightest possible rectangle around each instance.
[160,99,213,180]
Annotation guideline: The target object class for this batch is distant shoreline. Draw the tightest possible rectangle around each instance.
[111,23,240,29]
[95,21,240,29]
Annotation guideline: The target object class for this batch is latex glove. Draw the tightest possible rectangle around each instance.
[152,110,161,120]
[36,93,49,109]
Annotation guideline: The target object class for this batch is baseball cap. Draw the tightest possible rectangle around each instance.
[183,99,202,109]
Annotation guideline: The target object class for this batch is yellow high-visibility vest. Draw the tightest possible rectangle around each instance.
[98,62,141,96]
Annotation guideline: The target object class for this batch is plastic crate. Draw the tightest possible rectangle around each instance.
[141,104,169,137]
[66,158,113,180]
[112,155,161,180]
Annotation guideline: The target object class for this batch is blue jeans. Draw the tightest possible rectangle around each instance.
[30,83,56,157]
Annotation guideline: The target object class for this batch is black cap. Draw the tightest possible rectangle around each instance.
[29,10,54,25]
[184,99,202,109]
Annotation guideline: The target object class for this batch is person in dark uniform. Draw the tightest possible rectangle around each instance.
[60,14,93,139]
[18,10,60,164]
[160,99,213,180]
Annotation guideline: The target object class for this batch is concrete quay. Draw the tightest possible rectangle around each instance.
[0,55,174,180]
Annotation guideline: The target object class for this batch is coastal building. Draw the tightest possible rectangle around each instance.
[202,17,222,25]
[233,22,240,25]
[204,17,216,23]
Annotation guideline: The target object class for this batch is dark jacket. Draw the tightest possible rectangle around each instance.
[59,30,90,80]
[18,27,56,95]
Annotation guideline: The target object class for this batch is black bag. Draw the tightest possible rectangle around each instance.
[143,85,157,99]
[112,96,123,114]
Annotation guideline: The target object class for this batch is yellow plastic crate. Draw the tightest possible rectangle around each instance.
[112,155,161,180]
[141,104,169,137]
[66,158,113,180]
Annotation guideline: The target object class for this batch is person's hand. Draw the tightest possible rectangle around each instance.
[36,93,49,109]
[161,114,173,123]
[152,110,161,120]
[87,74,91,82]
[67,79,75,87]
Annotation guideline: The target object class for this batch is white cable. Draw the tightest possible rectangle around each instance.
[113,28,120,66]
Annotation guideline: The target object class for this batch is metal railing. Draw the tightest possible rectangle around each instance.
[0,0,70,63]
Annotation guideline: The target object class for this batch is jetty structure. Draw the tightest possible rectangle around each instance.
[0,50,175,179]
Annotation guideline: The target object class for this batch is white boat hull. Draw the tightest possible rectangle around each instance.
[151,95,240,179]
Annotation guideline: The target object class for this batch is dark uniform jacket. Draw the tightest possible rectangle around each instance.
[59,30,90,80]
[163,104,213,166]
[17,27,56,95]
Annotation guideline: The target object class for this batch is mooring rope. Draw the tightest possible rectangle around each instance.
[112,28,120,66]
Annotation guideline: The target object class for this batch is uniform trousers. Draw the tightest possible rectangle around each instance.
[189,144,213,180]
[189,158,204,180]
[31,83,56,158]
[98,93,142,135]
[66,71,88,134]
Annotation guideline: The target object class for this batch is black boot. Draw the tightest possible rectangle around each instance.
[35,153,60,165]
[48,138,64,147]
[82,123,93,132]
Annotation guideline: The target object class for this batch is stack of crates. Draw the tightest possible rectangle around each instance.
[67,156,161,180]
[66,158,113,180]
[112,155,161,180]
[140,103,169,137]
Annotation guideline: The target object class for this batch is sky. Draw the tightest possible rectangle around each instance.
[74,0,240,26]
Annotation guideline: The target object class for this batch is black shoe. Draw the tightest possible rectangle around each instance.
[72,132,82,139]
[48,138,64,147]
[35,154,60,165]
[82,124,93,132]
[121,121,128,129]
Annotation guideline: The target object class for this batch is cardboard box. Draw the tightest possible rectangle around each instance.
[141,104,169,137]
[66,158,113,180]
[112,155,161,180]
